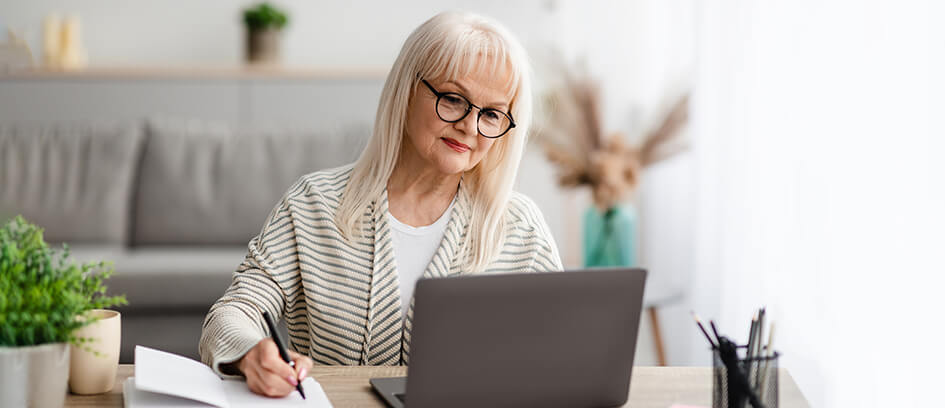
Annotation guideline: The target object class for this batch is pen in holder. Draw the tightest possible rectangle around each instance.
[712,345,779,408]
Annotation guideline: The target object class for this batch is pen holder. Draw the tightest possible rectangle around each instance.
[712,347,779,408]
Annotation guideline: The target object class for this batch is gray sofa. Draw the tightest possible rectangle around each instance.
[0,119,368,362]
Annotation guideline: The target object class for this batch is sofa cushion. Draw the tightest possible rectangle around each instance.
[132,118,368,246]
[0,121,143,244]
[67,244,247,311]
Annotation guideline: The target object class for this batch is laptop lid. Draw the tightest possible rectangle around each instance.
[402,268,647,408]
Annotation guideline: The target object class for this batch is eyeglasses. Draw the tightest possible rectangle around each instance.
[420,78,516,138]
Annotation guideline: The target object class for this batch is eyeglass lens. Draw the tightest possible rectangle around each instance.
[436,93,512,138]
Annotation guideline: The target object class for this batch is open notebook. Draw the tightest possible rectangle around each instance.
[123,346,333,408]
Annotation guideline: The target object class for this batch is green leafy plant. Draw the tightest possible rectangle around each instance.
[0,216,126,348]
[243,2,289,31]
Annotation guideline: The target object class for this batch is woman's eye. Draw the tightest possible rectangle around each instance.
[481,110,501,123]
[442,94,466,107]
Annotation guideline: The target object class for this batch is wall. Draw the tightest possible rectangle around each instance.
[1,0,557,67]
[690,1,945,406]
[1,0,699,366]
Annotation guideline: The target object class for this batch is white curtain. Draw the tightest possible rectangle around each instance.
[690,1,945,406]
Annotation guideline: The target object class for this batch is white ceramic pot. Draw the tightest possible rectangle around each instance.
[0,342,70,408]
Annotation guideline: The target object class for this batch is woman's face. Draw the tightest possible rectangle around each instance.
[403,66,513,176]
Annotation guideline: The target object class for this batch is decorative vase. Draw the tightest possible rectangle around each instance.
[0,343,70,407]
[69,309,121,394]
[582,204,637,267]
[246,27,281,64]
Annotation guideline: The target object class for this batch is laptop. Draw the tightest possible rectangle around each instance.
[370,268,647,408]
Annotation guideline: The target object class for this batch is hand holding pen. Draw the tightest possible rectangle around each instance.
[262,311,308,399]
[234,311,314,398]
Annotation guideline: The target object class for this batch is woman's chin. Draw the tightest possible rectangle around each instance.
[433,155,472,175]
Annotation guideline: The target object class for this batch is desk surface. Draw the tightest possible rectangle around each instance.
[65,364,810,408]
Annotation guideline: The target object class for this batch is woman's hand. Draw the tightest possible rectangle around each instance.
[237,338,314,398]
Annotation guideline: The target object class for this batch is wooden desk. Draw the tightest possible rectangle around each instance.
[65,364,810,408]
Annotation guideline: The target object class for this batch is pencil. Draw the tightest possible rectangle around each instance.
[756,308,766,358]
[709,320,721,344]
[747,311,758,359]
[690,311,717,348]
[759,322,776,402]
[754,308,766,386]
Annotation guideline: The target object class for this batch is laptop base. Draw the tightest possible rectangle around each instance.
[370,377,407,408]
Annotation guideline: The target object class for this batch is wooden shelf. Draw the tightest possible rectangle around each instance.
[0,65,390,80]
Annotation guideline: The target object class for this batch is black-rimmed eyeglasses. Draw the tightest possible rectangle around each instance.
[420,78,516,138]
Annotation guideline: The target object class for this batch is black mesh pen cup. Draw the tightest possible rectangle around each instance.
[712,347,779,408]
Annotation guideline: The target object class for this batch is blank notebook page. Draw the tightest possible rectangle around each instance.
[125,377,328,408]
[221,378,328,407]
[135,346,228,407]
[132,346,332,408]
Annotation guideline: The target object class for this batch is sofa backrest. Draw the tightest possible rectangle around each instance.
[130,118,369,247]
[0,121,143,244]
[1,119,370,247]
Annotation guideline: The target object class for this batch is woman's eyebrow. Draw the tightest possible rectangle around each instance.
[445,80,510,110]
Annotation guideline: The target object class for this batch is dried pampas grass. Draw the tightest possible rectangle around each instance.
[535,66,689,211]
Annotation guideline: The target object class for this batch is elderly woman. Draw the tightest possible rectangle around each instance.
[199,11,562,397]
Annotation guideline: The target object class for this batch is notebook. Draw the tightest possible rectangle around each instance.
[123,346,333,408]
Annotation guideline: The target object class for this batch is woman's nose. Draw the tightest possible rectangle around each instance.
[453,110,479,138]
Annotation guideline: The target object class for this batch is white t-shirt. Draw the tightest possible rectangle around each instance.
[387,197,455,318]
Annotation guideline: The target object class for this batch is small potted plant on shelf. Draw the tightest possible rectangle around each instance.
[0,216,126,407]
[243,2,289,65]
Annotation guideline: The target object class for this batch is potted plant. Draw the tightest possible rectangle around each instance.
[0,216,126,407]
[243,2,289,64]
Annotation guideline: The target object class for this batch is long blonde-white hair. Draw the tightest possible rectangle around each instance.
[336,11,533,273]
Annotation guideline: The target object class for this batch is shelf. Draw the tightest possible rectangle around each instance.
[0,65,390,81]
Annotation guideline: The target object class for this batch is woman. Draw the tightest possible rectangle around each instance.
[199,11,562,397]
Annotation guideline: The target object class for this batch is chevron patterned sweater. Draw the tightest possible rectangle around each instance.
[199,164,563,376]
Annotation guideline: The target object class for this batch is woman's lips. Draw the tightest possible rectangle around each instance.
[441,137,470,153]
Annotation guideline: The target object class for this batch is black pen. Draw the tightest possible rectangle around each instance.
[262,311,306,399]
[717,336,765,408]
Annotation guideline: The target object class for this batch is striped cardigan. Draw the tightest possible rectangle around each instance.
[199,164,563,376]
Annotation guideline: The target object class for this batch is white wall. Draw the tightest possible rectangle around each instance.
[1,0,558,67]
[1,0,699,365]
[691,1,945,406]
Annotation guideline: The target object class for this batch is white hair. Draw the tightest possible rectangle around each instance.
[336,10,533,273]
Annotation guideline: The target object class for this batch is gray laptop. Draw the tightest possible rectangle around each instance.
[370,268,647,408]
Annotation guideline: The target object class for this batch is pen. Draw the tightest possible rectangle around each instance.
[717,336,765,408]
[262,311,306,400]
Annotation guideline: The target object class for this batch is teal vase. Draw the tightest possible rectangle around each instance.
[583,204,637,267]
